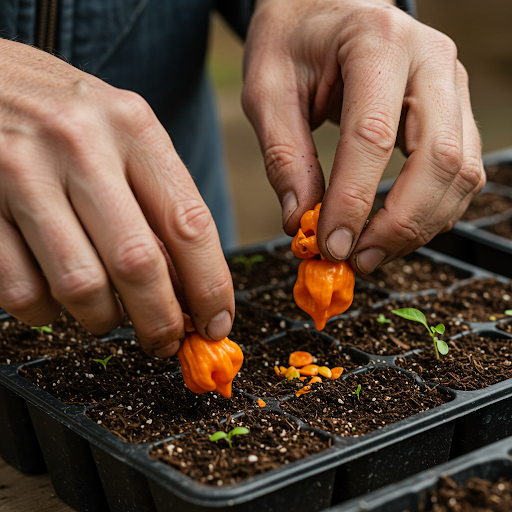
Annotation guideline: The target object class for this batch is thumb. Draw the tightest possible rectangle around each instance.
[242,69,325,236]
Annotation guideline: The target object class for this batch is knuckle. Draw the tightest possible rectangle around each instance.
[339,187,374,216]
[457,155,484,192]
[430,135,463,177]
[172,198,213,241]
[53,268,106,304]
[456,60,469,88]
[143,317,184,349]
[1,282,43,316]
[113,90,155,131]
[263,144,296,184]
[433,33,458,61]
[353,115,396,155]
[193,269,233,305]
[389,215,422,243]
[111,238,163,281]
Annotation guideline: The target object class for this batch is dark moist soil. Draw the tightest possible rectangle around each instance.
[425,475,512,511]
[324,301,470,356]
[0,311,112,365]
[245,281,387,322]
[228,245,300,291]
[280,367,450,436]
[486,163,512,188]
[149,410,331,486]
[20,338,248,443]
[358,254,470,293]
[233,330,361,398]
[460,193,512,222]
[484,217,512,241]
[396,333,512,391]
[431,279,512,322]
[229,303,287,347]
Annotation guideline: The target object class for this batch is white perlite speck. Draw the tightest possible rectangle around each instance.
[248,455,258,463]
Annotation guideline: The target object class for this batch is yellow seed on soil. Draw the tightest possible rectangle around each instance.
[318,366,332,378]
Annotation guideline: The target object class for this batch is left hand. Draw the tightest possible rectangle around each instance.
[242,0,485,273]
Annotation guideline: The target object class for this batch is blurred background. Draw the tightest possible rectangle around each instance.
[208,0,512,247]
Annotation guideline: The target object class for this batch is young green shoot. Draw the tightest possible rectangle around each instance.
[31,326,53,334]
[376,313,391,325]
[93,355,113,371]
[352,384,362,401]
[505,310,512,317]
[392,308,448,359]
[233,254,264,275]
[209,427,249,448]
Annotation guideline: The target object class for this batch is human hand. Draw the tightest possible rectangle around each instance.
[0,40,234,356]
[243,0,485,273]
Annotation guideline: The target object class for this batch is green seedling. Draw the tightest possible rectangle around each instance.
[392,308,448,359]
[376,313,391,325]
[352,384,362,401]
[505,310,512,317]
[233,254,264,275]
[31,326,52,334]
[93,355,113,371]
[209,427,249,448]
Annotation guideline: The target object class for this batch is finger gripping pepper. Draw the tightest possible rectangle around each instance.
[178,332,243,399]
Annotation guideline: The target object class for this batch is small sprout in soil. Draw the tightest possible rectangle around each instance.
[31,326,53,334]
[489,315,497,321]
[352,384,362,401]
[505,310,512,317]
[376,313,391,325]
[351,427,356,432]
[209,427,249,448]
[232,254,264,275]
[93,355,113,371]
[392,308,448,360]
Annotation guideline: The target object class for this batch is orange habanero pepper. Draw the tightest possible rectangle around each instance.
[292,203,355,330]
[177,316,243,399]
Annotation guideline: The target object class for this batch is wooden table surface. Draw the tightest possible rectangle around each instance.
[0,457,73,512]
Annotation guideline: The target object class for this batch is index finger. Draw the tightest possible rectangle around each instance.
[317,33,410,262]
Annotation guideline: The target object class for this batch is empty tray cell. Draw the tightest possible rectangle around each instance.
[228,245,300,291]
[485,217,512,241]
[396,331,512,391]
[460,192,512,222]
[429,278,512,323]
[357,253,471,293]
[229,303,288,348]
[233,330,364,398]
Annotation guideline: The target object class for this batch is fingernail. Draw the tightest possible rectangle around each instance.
[326,228,354,261]
[356,248,387,274]
[154,340,181,359]
[281,191,298,228]
[206,310,232,340]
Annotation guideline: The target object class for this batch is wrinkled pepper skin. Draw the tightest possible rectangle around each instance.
[291,202,355,330]
[291,203,321,259]
[178,332,243,398]
[294,259,355,330]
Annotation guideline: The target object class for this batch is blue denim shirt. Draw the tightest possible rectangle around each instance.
[0,0,252,249]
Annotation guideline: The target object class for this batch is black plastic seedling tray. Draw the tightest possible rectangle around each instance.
[329,427,512,511]
[2,241,512,511]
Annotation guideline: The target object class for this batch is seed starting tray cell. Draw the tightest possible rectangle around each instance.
[1,241,512,512]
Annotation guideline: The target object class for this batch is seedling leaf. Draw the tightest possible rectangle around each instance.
[434,324,445,335]
[233,255,265,275]
[505,310,512,316]
[92,355,113,371]
[352,384,362,401]
[392,308,428,329]
[31,326,53,333]
[229,427,249,438]
[209,431,228,442]
[377,313,391,324]
[435,339,449,355]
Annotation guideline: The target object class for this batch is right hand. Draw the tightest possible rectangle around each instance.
[0,40,234,358]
